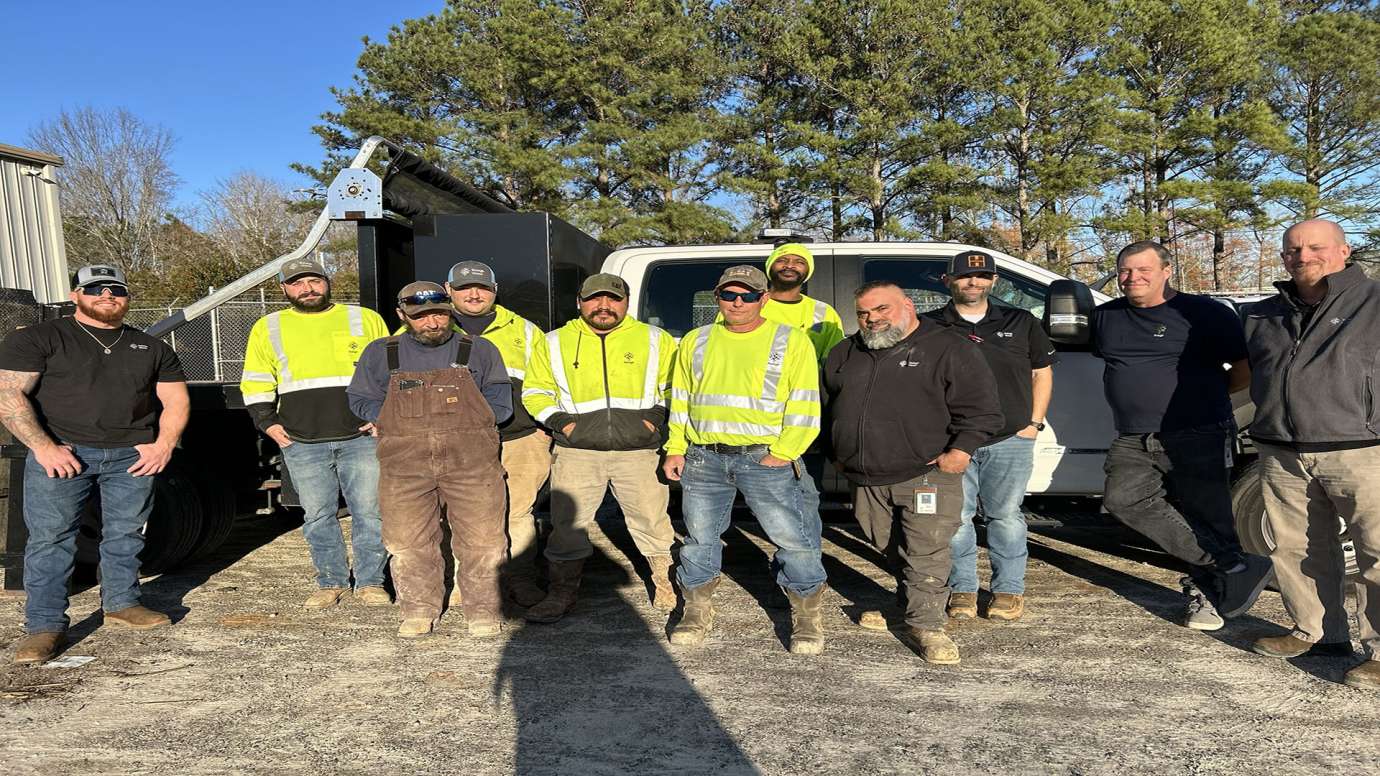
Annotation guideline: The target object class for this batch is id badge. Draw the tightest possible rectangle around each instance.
[914,487,937,515]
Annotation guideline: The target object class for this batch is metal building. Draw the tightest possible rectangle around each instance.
[0,143,69,303]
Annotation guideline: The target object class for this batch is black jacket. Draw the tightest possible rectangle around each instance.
[823,321,1003,486]
[1245,263,1380,446]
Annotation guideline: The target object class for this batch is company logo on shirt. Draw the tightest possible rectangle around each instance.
[1152,324,1167,338]
[898,360,922,367]
[768,351,784,366]
[996,331,1014,338]
[129,343,148,350]
[1331,317,1347,326]
[623,352,635,364]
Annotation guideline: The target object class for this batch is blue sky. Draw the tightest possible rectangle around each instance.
[0,1,444,209]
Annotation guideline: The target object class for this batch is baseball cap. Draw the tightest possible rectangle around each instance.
[277,258,329,283]
[447,260,497,290]
[715,265,769,293]
[578,273,629,301]
[72,264,128,290]
[949,250,997,277]
[397,281,453,316]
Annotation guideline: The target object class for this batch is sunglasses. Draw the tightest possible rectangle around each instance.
[398,290,449,307]
[80,284,129,298]
[716,290,764,303]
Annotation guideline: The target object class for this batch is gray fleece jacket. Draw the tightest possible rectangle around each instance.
[1245,263,1380,445]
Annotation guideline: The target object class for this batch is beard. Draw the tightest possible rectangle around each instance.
[407,326,452,346]
[770,270,805,290]
[583,311,621,331]
[859,323,907,350]
[76,296,126,325]
[288,287,332,312]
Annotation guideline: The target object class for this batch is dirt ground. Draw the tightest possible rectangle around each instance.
[1,506,1377,776]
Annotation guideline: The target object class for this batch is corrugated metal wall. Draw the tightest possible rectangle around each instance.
[0,144,68,304]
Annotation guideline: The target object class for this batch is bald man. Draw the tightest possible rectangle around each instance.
[1245,218,1380,690]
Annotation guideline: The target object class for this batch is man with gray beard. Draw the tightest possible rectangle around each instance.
[822,281,1001,664]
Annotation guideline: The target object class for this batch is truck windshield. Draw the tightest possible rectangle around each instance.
[861,257,1047,318]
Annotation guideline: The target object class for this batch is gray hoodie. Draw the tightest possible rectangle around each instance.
[1245,263,1380,446]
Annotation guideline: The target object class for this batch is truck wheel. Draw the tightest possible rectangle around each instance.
[1231,461,1358,579]
[71,461,206,574]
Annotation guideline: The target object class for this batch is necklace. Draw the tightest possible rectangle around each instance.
[73,319,126,354]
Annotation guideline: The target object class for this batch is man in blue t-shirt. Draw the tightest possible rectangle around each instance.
[1093,240,1272,631]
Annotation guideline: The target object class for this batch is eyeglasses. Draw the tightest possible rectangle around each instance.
[80,284,129,298]
[716,290,764,303]
[398,290,449,306]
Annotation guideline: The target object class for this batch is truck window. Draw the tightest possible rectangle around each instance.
[861,257,1047,317]
[643,259,803,337]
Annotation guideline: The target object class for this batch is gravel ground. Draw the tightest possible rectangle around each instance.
[1,509,1378,776]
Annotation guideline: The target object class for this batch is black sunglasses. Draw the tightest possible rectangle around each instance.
[80,284,129,298]
[717,289,764,303]
[398,290,449,306]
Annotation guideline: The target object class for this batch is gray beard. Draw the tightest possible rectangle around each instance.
[408,328,452,346]
[859,325,907,350]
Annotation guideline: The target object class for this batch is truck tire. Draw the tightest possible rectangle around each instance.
[1231,460,1358,579]
[72,459,206,574]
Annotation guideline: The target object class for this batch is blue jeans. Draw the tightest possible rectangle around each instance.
[677,445,826,596]
[948,434,1035,595]
[23,445,155,633]
[280,434,386,589]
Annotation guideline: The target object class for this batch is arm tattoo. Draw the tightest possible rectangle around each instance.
[0,369,53,449]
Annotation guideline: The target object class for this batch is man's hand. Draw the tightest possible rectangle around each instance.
[928,448,972,474]
[1016,425,1039,440]
[128,441,175,477]
[759,454,792,467]
[359,422,378,438]
[663,454,685,481]
[34,443,81,479]
[265,424,293,448]
[562,422,576,436]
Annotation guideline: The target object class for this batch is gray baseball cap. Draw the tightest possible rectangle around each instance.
[715,265,769,293]
[277,258,329,283]
[447,260,497,290]
[72,264,127,289]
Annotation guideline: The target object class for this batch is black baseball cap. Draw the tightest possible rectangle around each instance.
[949,250,996,277]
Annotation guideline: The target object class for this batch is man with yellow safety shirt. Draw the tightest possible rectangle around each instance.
[521,273,678,623]
[662,265,828,655]
[761,242,845,362]
[241,258,391,610]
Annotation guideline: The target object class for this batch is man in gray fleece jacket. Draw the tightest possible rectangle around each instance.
[1245,218,1380,690]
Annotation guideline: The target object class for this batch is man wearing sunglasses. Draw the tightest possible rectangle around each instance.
[347,282,512,638]
[241,258,391,611]
[1,265,189,664]
[663,265,828,654]
[521,273,678,622]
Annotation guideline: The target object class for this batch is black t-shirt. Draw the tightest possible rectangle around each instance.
[1092,293,1246,434]
[0,318,186,447]
[925,301,1058,441]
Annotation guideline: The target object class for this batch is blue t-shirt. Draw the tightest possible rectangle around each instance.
[1092,293,1247,434]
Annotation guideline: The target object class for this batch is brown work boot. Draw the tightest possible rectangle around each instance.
[397,617,435,639]
[354,586,392,607]
[785,587,826,655]
[505,571,546,608]
[105,605,172,630]
[858,609,894,632]
[13,631,64,665]
[946,592,978,620]
[987,593,1025,621]
[303,587,348,610]
[646,554,677,611]
[524,559,584,624]
[669,577,720,646]
[1344,661,1380,690]
[1253,633,1353,659]
[900,627,961,665]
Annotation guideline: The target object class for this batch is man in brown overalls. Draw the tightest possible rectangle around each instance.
[347,282,513,638]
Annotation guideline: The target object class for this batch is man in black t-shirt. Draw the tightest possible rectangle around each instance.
[0,265,189,664]
[1093,241,1270,632]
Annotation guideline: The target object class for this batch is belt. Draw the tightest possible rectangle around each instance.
[693,443,769,455]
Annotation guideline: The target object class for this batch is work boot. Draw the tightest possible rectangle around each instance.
[785,587,826,655]
[1344,661,1380,690]
[946,592,978,620]
[354,586,392,607]
[987,593,1025,622]
[467,617,503,638]
[524,559,584,624]
[669,577,720,647]
[397,617,435,639]
[504,572,546,608]
[646,554,677,611]
[303,588,348,610]
[13,631,64,665]
[858,606,898,632]
[105,605,172,630]
[900,627,961,665]
[448,573,464,609]
[1252,633,1353,658]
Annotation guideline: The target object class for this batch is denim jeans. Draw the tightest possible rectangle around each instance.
[949,434,1035,595]
[280,434,386,589]
[677,445,827,596]
[23,445,155,633]
[1102,423,1244,590]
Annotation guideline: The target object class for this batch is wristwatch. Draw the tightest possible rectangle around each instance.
[1028,421,1046,431]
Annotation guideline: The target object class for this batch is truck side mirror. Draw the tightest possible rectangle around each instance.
[1044,279,1094,345]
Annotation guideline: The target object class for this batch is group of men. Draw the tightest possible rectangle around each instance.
[3,221,1376,690]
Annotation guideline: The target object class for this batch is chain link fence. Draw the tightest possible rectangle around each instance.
[128,291,360,383]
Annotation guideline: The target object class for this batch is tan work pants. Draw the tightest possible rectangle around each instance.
[545,447,674,562]
[499,430,553,572]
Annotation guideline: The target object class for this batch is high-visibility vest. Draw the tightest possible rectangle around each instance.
[667,319,821,461]
[762,294,845,362]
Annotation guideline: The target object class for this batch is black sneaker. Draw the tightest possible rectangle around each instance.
[1217,554,1274,619]
[1182,580,1224,631]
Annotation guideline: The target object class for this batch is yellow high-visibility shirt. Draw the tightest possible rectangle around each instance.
[762,294,845,362]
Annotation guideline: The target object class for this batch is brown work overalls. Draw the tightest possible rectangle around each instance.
[376,334,506,626]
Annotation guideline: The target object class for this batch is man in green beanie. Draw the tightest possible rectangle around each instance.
[761,243,845,362]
